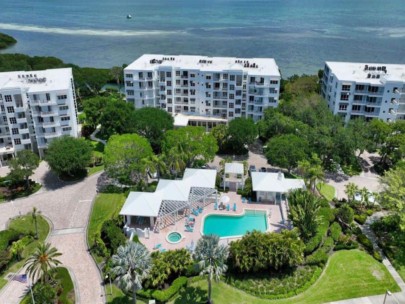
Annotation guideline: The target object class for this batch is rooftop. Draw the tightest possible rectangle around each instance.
[251,172,305,193]
[326,61,405,84]
[126,54,280,76]
[120,168,217,217]
[0,68,73,93]
[173,113,227,127]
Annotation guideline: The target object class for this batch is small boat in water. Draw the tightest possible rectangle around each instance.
[127,14,132,19]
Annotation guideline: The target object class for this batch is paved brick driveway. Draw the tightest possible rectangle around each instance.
[0,162,105,304]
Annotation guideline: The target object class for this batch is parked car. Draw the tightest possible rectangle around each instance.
[260,167,267,172]
[249,165,256,175]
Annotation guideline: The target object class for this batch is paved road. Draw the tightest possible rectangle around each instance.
[0,163,105,304]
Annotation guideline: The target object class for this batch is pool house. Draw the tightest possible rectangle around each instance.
[120,168,218,235]
[223,162,245,191]
[251,172,305,203]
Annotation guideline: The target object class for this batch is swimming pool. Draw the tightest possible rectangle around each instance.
[202,210,268,238]
[166,232,183,244]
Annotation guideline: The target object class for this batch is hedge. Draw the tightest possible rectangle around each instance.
[0,229,21,251]
[354,214,367,225]
[357,233,373,252]
[151,276,188,302]
[305,207,332,254]
[329,222,342,241]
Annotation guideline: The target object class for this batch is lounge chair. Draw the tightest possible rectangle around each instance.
[248,198,252,204]
[198,207,203,213]
[185,226,194,232]
[159,248,167,253]
[192,209,199,216]
[153,244,162,250]
[214,202,218,210]
[233,203,237,212]
[226,204,230,211]
[242,197,246,203]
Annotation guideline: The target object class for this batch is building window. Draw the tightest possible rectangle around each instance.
[352,105,361,111]
[62,127,72,132]
[4,95,12,102]
[7,107,14,113]
[59,106,69,111]
[127,90,134,96]
[176,71,180,76]
[147,72,152,78]
[341,85,351,91]
[12,128,19,135]
[9,118,17,124]
[14,139,21,145]
[368,86,379,93]
[166,72,172,78]
[354,95,362,101]
[22,134,29,139]
[230,75,235,81]
[340,93,349,101]
[46,93,51,101]
[138,72,143,79]
[57,95,67,100]
[339,104,348,111]
[61,116,70,121]
[270,80,278,85]
[355,84,365,91]
[126,81,134,87]
[125,74,133,78]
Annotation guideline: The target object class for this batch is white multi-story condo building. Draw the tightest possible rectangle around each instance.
[321,62,405,123]
[0,68,78,162]
[124,55,281,125]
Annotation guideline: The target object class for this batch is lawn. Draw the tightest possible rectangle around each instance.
[106,283,147,304]
[316,183,335,201]
[171,250,400,304]
[87,164,104,176]
[0,214,50,290]
[87,193,126,263]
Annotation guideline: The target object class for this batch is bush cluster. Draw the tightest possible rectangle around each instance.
[150,276,188,302]
[305,207,332,254]
[306,236,335,266]
[100,219,127,256]
[329,222,342,241]
[354,214,367,225]
[357,233,374,252]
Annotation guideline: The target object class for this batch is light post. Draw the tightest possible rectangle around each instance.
[105,274,112,296]
[383,290,392,304]
[29,278,35,304]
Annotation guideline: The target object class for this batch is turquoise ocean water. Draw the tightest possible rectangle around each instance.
[0,0,404,76]
[203,210,267,238]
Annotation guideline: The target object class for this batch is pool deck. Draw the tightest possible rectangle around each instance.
[140,191,288,252]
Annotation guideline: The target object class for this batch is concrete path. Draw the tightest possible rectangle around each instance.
[0,165,105,304]
[328,292,405,304]
[90,125,107,145]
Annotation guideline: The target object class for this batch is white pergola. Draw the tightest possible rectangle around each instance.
[120,168,218,233]
[224,162,245,191]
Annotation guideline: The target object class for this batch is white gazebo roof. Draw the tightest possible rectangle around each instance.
[120,168,217,217]
[225,162,244,175]
[251,172,305,193]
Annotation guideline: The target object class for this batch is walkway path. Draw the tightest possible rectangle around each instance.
[90,125,107,145]
[0,163,105,304]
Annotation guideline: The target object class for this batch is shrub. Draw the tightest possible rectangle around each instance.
[0,229,21,251]
[305,249,328,266]
[32,282,57,304]
[322,237,335,253]
[329,222,342,242]
[0,249,12,272]
[373,250,383,262]
[185,263,200,277]
[152,276,188,302]
[319,207,335,223]
[365,209,374,216]
[305,207,331,255]
[354,214,367,225]
[357,233,373,253]
[305,234,323,254]
[100,219,127,255]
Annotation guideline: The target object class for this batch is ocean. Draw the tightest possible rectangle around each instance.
[0,0,404,76]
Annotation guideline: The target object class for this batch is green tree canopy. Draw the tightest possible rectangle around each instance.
[8,150,40,189]
[380,165,405,229]
[0,32,17,49]
[297,153,324,193]
[130,107,174,153]
[265,134,309,172]
[104,134,153,184]
[227,118,257,153]
[162,126,218,169]
[46,136,92,177]
[99,98,135,139]
[211,124,229,153]
[336,204,354,228]
[82,95,109,128]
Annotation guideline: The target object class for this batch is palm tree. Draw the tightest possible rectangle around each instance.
[143,154,168,180]
[111,242,151,304]
[194,235,228,304]
[31,207,40,239]
[24,243,62,283]
[298,154,324,193]
[288,189,321,241]
[345,182,359,203]
[360,187,370,208]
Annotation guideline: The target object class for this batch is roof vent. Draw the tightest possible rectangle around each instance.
[277,171,284,181]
